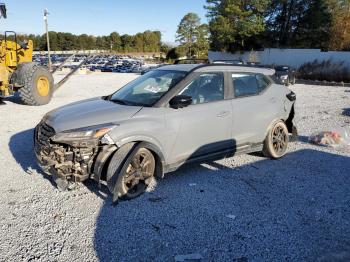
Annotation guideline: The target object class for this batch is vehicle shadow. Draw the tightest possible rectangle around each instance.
[8,130,350,260]
[2,93,24,105]
[93,149,350,261]
[8,128,56,187]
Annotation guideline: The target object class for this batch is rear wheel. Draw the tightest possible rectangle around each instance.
[107,146,156,200]
[17,63,54,106]
[262,121,289,159]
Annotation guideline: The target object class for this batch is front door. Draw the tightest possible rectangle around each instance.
[165,72,233,165]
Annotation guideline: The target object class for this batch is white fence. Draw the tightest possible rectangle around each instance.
[208,49,350,69]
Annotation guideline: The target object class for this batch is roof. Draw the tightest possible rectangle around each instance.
[157,64,200,72]
[157,64,275,76]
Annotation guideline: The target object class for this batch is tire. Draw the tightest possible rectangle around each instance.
[107,145,156,200]
[106,143,135,193]
[262,121,289,159]
[17,62,54,106]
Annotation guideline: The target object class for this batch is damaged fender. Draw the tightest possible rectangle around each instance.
[91,145,118,184]
[107,141,165,203]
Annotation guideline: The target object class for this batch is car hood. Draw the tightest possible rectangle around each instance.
[45,97,142,133]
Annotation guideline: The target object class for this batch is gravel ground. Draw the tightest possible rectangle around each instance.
[0,73,349,262]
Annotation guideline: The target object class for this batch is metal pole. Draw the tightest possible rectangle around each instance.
[44,8,52,71]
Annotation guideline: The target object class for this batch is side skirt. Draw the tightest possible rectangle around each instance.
[164,143,263,173]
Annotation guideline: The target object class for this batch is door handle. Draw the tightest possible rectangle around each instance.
[217,111,230,117]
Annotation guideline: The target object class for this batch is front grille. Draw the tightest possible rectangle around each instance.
[35,122,55,147]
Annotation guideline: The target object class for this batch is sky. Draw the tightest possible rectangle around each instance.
[2,0,208,44]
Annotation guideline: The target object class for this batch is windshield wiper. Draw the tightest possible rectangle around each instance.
[110,98,128,105]
[110,98,150,107]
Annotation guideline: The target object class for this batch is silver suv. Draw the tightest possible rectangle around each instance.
[34,64,297,202]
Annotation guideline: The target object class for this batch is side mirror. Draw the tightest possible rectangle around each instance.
[169,95,192,109]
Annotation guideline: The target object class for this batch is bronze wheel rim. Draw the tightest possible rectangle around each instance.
[272,125,288,155]
[123,149,155,197]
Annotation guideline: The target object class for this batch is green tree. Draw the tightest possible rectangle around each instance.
[166,46,186,60]
[205,0,270,51]
[17,30,163,53]
[327,0,350,50]
[134,33,144,52]
[176,13,201,56]
[109,32,121,51]
[121,34,134,52]
[193,24,210,58]
[296,0,332,49]
[264,0,332,49]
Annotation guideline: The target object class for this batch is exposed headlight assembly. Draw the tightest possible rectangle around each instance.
[52,124,117,146]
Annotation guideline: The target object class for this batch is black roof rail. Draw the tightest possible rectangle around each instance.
[174,58,208,65]
[210,59,245,65]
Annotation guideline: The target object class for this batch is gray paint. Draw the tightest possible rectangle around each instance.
[44,64,294,167]
[45,98,142,133]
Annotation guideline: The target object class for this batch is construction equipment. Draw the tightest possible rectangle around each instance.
[0,3,54,105]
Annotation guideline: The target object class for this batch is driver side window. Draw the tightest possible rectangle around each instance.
[180,73,224,105]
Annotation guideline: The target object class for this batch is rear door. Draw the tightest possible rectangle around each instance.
[165,72,233,165]
[230,73,278,146]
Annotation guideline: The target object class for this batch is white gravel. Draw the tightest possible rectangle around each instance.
[0,73,349,261]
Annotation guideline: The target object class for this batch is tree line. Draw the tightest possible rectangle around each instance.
[13,0,350,57]
[16,30,163,53]
[205,0,350,52]
[170,0,350,60]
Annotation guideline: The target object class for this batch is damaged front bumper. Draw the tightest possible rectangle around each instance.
[34,122,116,185]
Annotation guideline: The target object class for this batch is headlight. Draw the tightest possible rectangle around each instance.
[52,124,117,143]
[280,75,288,80]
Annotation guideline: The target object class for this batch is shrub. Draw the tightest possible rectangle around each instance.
[297,59,350,83]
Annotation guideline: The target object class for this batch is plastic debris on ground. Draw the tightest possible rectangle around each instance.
[309,128,350,147]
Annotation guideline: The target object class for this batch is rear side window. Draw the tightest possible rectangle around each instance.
[232,74,270,98]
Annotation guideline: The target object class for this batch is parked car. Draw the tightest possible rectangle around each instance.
[275,65,296,85]
[34,64,297,202]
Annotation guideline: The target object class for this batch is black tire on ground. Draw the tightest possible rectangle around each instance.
[107,145,156,201]
[262,121,289,159]
[17,62,54,106]
[106,142,135,193]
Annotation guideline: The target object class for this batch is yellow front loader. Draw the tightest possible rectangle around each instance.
[0,3,54,105]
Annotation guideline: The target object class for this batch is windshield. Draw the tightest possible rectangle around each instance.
[110,70,186,106]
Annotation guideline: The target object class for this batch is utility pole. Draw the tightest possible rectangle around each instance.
[44,8,52,71]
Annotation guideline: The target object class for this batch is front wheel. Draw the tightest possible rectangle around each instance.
[107,147,156,200]
[262,121,289,159]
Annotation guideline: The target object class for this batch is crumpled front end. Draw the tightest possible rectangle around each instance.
[34,121,101,184]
